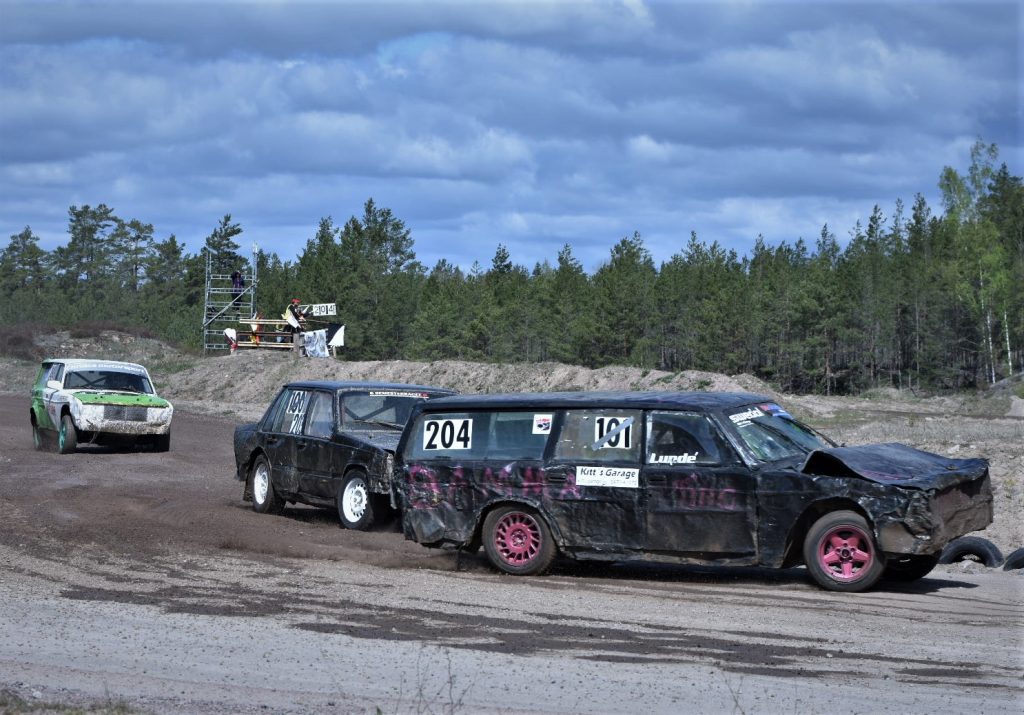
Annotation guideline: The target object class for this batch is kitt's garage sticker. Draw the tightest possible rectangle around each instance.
[576,466,639,488]
[423,418,473,451]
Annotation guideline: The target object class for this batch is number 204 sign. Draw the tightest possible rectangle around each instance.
[423,418,473,451]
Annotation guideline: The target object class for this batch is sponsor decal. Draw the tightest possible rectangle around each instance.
[759,403,792,419]
[576,465,639,488]
[650,452,699,465]
[532,414,553,434]
[729,407,763,425]
[369,391,428,398]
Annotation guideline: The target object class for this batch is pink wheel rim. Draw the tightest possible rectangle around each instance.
[493,512,541,566]
[817,524,874,582]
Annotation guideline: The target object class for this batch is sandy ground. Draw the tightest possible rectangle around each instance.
[0,333,1021,713]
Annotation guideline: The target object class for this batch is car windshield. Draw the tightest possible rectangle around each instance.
[726,403,832,463]
[64,369,154,394]
[341,391,432,429]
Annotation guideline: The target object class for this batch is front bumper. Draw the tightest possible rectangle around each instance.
[73,403,174,436]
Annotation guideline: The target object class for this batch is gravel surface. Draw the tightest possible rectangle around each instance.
[1,336,1022,713]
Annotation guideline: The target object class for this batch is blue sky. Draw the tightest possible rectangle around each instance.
[1,0,1020,273]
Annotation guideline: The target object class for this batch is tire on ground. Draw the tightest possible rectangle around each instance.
[58,413,78,455]
[482,504,557,576]
[249,456,284,514]
[337,470,376,531]
[937,536,1003,568]
[882,554,939,582]
[32,420,45,451]
[802,510,885,592]
[1001,547,1024,571]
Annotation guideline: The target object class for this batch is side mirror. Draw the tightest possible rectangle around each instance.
[46,379,62,390]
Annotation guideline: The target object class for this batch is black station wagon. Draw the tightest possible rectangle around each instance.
[396,391,993,592]
[234,381,456,529]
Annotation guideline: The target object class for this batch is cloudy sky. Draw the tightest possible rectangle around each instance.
[1,0,1020,272]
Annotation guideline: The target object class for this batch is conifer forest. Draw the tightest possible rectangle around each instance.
[2,141,1021,395]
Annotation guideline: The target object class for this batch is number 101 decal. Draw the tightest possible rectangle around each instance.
[594,415,632,449]
[423,418,473,451]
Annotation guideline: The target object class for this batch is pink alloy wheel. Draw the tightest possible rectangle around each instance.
[817,524,874,581]
[493,512,542,566]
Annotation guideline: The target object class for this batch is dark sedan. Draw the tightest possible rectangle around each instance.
[397,391,993,592]
[234,381,456,529]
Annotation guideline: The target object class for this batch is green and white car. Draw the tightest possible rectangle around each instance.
[30,359,174,453]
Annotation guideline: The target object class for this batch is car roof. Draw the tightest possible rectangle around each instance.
[416,391,772,412]
[284,380,457,394]
[44,359,149,374]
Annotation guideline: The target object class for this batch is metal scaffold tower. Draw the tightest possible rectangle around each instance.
[202,246,259,354]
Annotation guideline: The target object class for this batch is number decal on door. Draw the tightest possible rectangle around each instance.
[423,418,473,451]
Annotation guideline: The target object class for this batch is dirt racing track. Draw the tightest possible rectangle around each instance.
[0,393,1022,714]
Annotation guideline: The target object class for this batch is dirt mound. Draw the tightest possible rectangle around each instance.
[158,350,775,407]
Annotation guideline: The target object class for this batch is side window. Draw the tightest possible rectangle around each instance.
[49,364,64,384]
[35,364,55,389]
[554,409,642,463]
[646,412,730,466]
[487,412,550,459]
[269,389,310,435]
[304,391,335,440]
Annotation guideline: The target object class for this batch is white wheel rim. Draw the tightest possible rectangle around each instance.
[254,464,269,504]
[342,479,367,523]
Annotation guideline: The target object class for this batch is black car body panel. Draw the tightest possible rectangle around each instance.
[233,381,456,511]
[396,391,993,571]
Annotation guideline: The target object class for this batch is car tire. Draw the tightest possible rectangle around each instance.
[938,536,1003,568]
[153,434,170,453]
[882,554,940,582]
[1001,547,1024,571]
[482,505,557,576]
[58,414,78,455]
[803,510,885,592]
[250,456,284,514]
[338,471,375,530]
[32,420,45,451]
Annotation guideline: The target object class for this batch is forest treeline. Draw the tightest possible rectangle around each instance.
[2,140,1021,395]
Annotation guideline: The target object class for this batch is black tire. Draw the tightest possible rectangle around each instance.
[938,536,1003,567]
[1001,547,1024,571]
[32,420,45,451]
[803,510,885,592]
[337,471,375,530]
[250,456,284,514]
[482,505,557,576]
[153,434,170,453]
[883,554,940,582]
[58,413,78,454]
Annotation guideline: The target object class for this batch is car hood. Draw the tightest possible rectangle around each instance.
[352,429,402,452]
[70,391,171,409]
[800,443,988,490]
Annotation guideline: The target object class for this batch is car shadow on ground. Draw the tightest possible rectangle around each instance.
[446,551,981,593]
